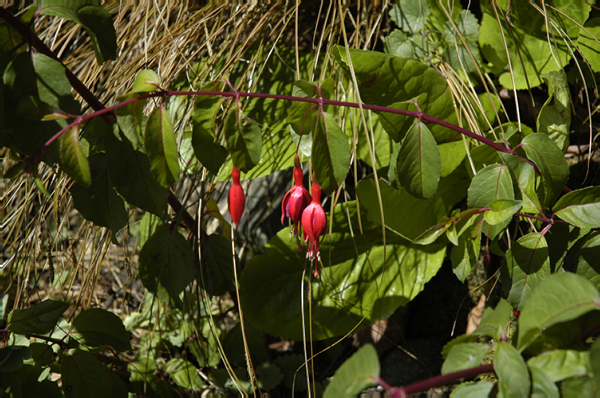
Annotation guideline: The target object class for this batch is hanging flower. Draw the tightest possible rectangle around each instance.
[228,166,244,226]
[302,177,327,275]
[281,155,311,236]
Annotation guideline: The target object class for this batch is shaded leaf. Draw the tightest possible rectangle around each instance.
[201,234,236,296]
[71,308,132,352]
[499,152,543,214]
[138,224,196,307]
[517,273,600,351]
[575,231,600,289]
[105,131,169,217]
[287,101,317,157]
[396,120,441,199]
[323,344,379,398]
[223,105,262,172]
[71,153,127,236]
[502,233,551,311]
[191,81,228,175]
[166,358,205,390]
[62,349,111,398]
[0,346,32,372]
[8,300,69,335]
[31,53,80,115]
[145,105,179,187]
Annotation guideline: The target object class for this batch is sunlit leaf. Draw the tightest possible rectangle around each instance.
[59,125,91,187]
[441,343,489,375]
[517,273,600,350]
[484,199,522,225]
[494,341,531,396]
[553,187,600,228]
[323,344,379,398]
[537,71,570,151]
[144,105,180,187]
[396,120,441,199]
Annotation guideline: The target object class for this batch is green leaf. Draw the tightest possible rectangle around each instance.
[537,72,570,152]
[467,163,514,238]
[31,53,80,115]
[450,381,494,398]
[240,201,446,340]
[292,78,334,100]
[385,30,433,62]
[484,199,522,225]
[439,140,467,177]
[529,366,560,398]
[222,322,270,368]
[528,350,591,382]
[494,341,531,396]
[0,346,32,372]
[396,120,441,199]
[517,273,600,351]
[441,343,490,375]
[287,101,317,158]
[223,105,262,172]
[356,180,440,242]
[473,298,512,340]
[129,69,161,94]
[311,111,351,194]
[39,5,116,64]
[502,233,551,311]
[442,10,482,74]
[70,153,127,236]
[333,46,457,141]
[553,187,600,228]
[376,93,428,142]
[578,18,600,73]
[105,131,169,217]
[115,94,146,149]
[201,234,236,296]
[144,105,179,187]
[62,349,111,398]
[29,342,54,367]
[8,300,69,335]
[389,0,430,33]
[191,81,228,175]
[521,133,570,207]
[499,152,543,214]
[591,338,600,389]
[71,308,132,352]
[450,221,481,282]
[76,6,117,64]
[323,344,379,398]
[575,231,600,289]
[59,125,91,187]
[561,376,599,397]
[165,358,205,390]
[138,224,196,307]
[479,1,590,89]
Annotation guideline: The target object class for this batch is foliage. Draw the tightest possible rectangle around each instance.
[1,0,600,396]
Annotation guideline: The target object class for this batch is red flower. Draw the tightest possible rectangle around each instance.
[228,167,244,226]
[282,155,311,236]
[302,178,327,275]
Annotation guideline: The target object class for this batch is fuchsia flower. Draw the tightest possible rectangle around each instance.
[302,177,327,275]
[228,166,244,226]
[281,155,312,236]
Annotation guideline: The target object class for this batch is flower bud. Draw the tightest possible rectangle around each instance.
[302,177,327,275]
[282,155,311,236]
[228,167,244,226]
